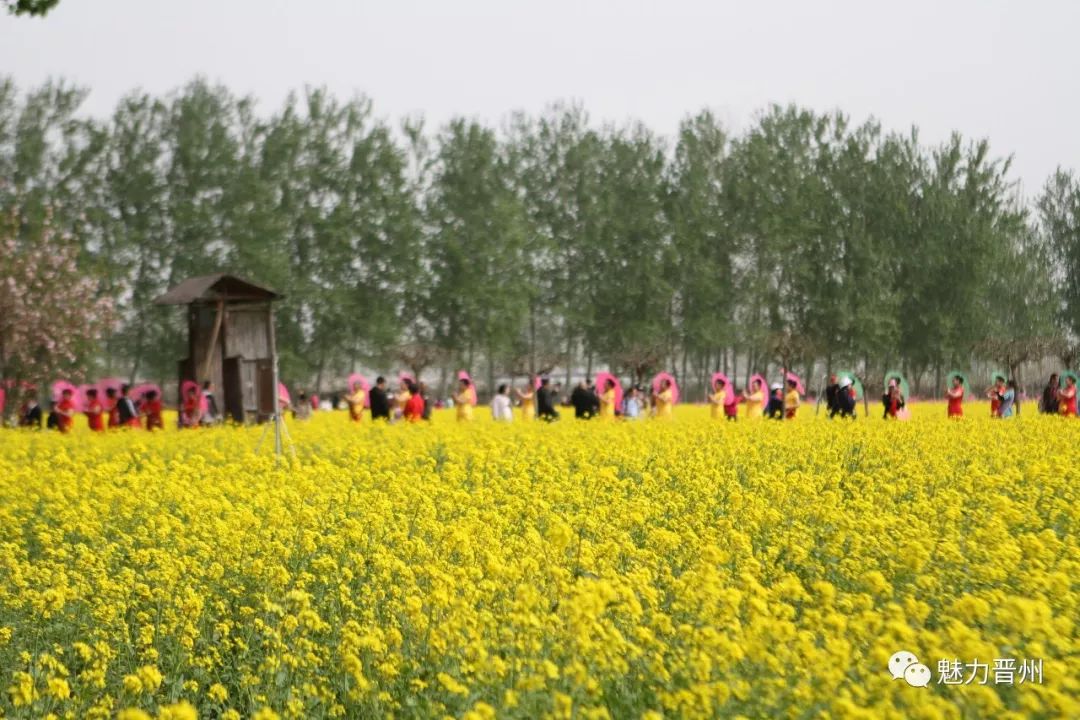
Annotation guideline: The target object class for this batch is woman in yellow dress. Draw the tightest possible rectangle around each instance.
[744,378,764,419]
[653,379,674,420]
[598,378,617,421]
[709,378,727,420]
[515,379,536,421]
[454,378,475,422]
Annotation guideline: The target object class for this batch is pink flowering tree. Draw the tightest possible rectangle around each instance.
[0,206,113,407]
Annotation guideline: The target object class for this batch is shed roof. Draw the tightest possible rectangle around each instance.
[154,274,282,305]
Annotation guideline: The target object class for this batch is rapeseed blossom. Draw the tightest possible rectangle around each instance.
[0,405,1076,718]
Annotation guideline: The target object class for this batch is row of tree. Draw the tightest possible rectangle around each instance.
[2,76,1079,399]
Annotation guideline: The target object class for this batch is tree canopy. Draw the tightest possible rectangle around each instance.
[0,76,1075,397]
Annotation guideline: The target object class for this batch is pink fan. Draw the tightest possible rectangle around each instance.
[457,370,477,405]
[784,370,806,395]
[0,386,5,416]
[533,376,543,390]
[130,383,162,408]
[594,371,623,410]
[347,373,370,408]
[278,382,291,405]
[711,372,737,406]
[651,372,680,404]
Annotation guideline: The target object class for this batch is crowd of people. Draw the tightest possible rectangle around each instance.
[4,369,1077,433]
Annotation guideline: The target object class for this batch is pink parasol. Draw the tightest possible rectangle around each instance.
[651,372,680,404]
[52,380,78,407]
[0,386,5,416]
[278,382,291,405]
[533,376,543,390]
[711,372,738,406]
[783,370,806,396]
[131,383,162,408]
[97,377,123,399]
[347,373,370,408]
[398,371,416,386]
[181,380,209,414]
[748,373,768,395]
[457,370,478,405]
[594,371,623,410]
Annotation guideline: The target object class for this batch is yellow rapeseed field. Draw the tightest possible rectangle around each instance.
[0,405,1077,719]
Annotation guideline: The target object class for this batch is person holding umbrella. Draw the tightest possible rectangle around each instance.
[946,374,965,418]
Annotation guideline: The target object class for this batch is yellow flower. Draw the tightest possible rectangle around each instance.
[156,702,198,720]
[207,682,228,702]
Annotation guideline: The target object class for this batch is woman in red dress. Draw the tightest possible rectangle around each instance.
[142,390,164,431]
[946,375,964,418]
[85,388,105,432]
[402,380,424,423]
[1060,375,1078,418]
[56,388,77,433]
[105,387,121,428]
[181,385,201,429]
[987,375,1005,417]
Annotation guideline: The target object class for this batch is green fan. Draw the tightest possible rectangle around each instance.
[1061,370,1079,391]
[884,370,910,400]
[946,370,971,398]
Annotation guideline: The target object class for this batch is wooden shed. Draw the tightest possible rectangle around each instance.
[154,274,283,423]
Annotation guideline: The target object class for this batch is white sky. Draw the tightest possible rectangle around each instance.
[2,0,1077,197]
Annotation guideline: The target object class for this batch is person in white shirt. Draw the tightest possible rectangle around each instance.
[491,384,513,422]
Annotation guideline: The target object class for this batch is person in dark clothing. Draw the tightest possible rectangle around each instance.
[20,396,43,428]
[1040,374,1060,414]
[824,374,841,418]
[46,401,61,430]
[369,376,391,421]
[765,383,785,419]
[117,384,140,428]
[570,380,595,419]
[201,380,220,424]
[537,378,560,421]
[836,377,856,419]
[419,381,432,421]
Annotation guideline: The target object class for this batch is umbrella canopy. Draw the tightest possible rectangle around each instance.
[835,370,865,400]
[1060,370,1079,390]
[594,371,623,410]
[130,383,162,407]
[97,377,123,399]
[884,371,911,400]
[51,380,78,408]
[278,382,291,405]
[533,375,543,390]
[710,372,737,405]
[347,373,370,408]
[651,372,680,404]
[457,370,477,405]
[181,379,210,413]
[398,371,416,386]
[748,373,768,395]
[783,370,806,395]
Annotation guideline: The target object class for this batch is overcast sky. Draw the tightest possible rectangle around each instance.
[2,0,1077,196]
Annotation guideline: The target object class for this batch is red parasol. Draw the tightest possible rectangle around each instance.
[457,370,478,405]
[651,372,680,404]
[97,377,123,399]
[594,371,623,410]
[347,373,370,408]
[711,372,737,406]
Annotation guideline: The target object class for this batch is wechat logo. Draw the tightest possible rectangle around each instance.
[889,650,931,688]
